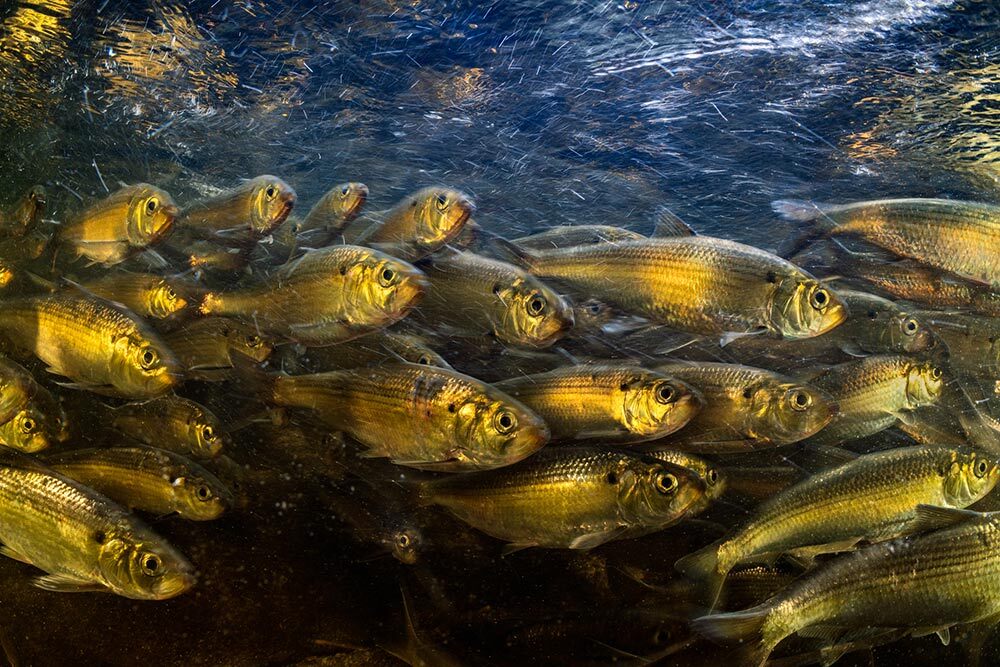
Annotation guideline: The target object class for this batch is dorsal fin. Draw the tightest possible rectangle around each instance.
[652,208,696,237]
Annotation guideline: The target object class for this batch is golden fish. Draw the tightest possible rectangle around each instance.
[0,383,66,453]
[352,186,474,260]
[179,174,296,242]
[57,183,177,265]
[643,448,726,516]
[106,395,226,459]
[678,446,999,609]
[503,236,847,341]
[776,197,1000,288]
[423,447,705,549]
[81,272,189,319]
[0,294,180,397]
[47,446,233,520]
[0,184,45,238]
[494,365,702,443]
[0,450,195,599]
[297,181,368,236]
[199,245,426,346]
[161,317,274,379]
[264,362,549,471]
[418,251,574,348]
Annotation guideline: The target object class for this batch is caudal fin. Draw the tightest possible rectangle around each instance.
[674,542,727,609]
[692,606,772,667]
[771,199,825,222]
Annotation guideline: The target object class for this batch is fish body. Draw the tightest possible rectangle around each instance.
[513,225,645,250]
[179,175,296,243]
[267,362,549,471]
[47,446,232,520]
[494,365,702,443]
[57,184,177,265]
[419,251,574,348]
[107,395,226,459]
[508,237,847,339]
[676,447,998,609]
[81,272,189,319]
[200,245,426,346]
[423,447,706,549]
[0,294,179,397]
[0,451,195,599]
[289,330,450,372]
[776,197,1000,287]
[652,362,837,452]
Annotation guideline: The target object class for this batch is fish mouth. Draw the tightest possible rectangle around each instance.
[152,571,197,600]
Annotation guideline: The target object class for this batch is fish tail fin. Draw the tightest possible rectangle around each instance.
[199,292,222,316]
[692,606,773,667]
[674,542,727,609]
[772,199,836,260]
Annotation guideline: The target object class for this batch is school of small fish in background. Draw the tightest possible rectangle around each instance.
[1,173,1000,664]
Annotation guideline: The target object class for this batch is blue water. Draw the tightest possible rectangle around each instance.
[0,1,998,664]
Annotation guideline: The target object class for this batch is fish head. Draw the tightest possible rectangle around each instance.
[414,187,475,249]
[573,299,615,334]
[173,469,233,520]
[115,333,182,397]
[147,278,188,319]
[225,323,275,363]
[619,372,703,438]
[0,407,50,453]
[754,381,838,444]
[15,185,46,225]
[355,251,427,323]
[184,409,226,458]
[385,524,423,565]
[771,278,848,339]
[249,175,296,236]
[668,452,727,501]
[331,182,368,225]
[619,458,705,526]
[99,533,196,600]
[942,449,1000,506]
[888,310,934,353]
[495,278,575,348]
[457,395,549,468]
[905,360,944,408]
[127,185,177,246]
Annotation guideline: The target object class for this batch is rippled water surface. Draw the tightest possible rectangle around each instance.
[0,1,998,664]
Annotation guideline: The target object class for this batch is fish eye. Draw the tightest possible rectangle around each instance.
[742,387,753,400]
[810,287,830,310]
[340,186,350,196]
[904,318,919,335]
[655,472,678,495]
[587,302,603,315]
[494,410,517,434]
[789,389,812,411]
[606,471,618,485]
[527,295,546,316]
[195,485,212,501]
[867,309,878,320]
[141,553,161,576]
[417,355,433,365]
[202,425,216,442]
[139,347,159,370]
[435,193,449,211]
[245,335,262,348]
[265,185,277,200]
[654,382,676,404]
[146,198,158,214]
[931,366,943,380]
[19,416,35,434]
[397,533,411,548]
[93,530,106,544]
[707,469,719,485]
[379,266,397,286]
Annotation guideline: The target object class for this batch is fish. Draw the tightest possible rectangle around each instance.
[643,449,726,515]
[0,383,66,453]
[675,446,999,609]
[56,183,178,265]
[178,174,296,243]
[0,449,195,599]
[80,272,189,319]
[0,355,40,427]
[105,395,227,459]
[422,446,706,550]
[46,446,233,520]
[726,289,935,360]
[284,330,451,372]
[494,365,702,443]
[803,354,944,445]
[0,185,45,238]
[296,181,369,237]
[0,293,180,397]
[651,362,837,452]
[417,251,575,348]
[259,361,549,471]
[161,317,274,379]
[775,197,1000,288]
[199,245,427,346]
[513,225,646,250]
[497,235,848,341]
[351,186,475,260]
[693,506,1000,665]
